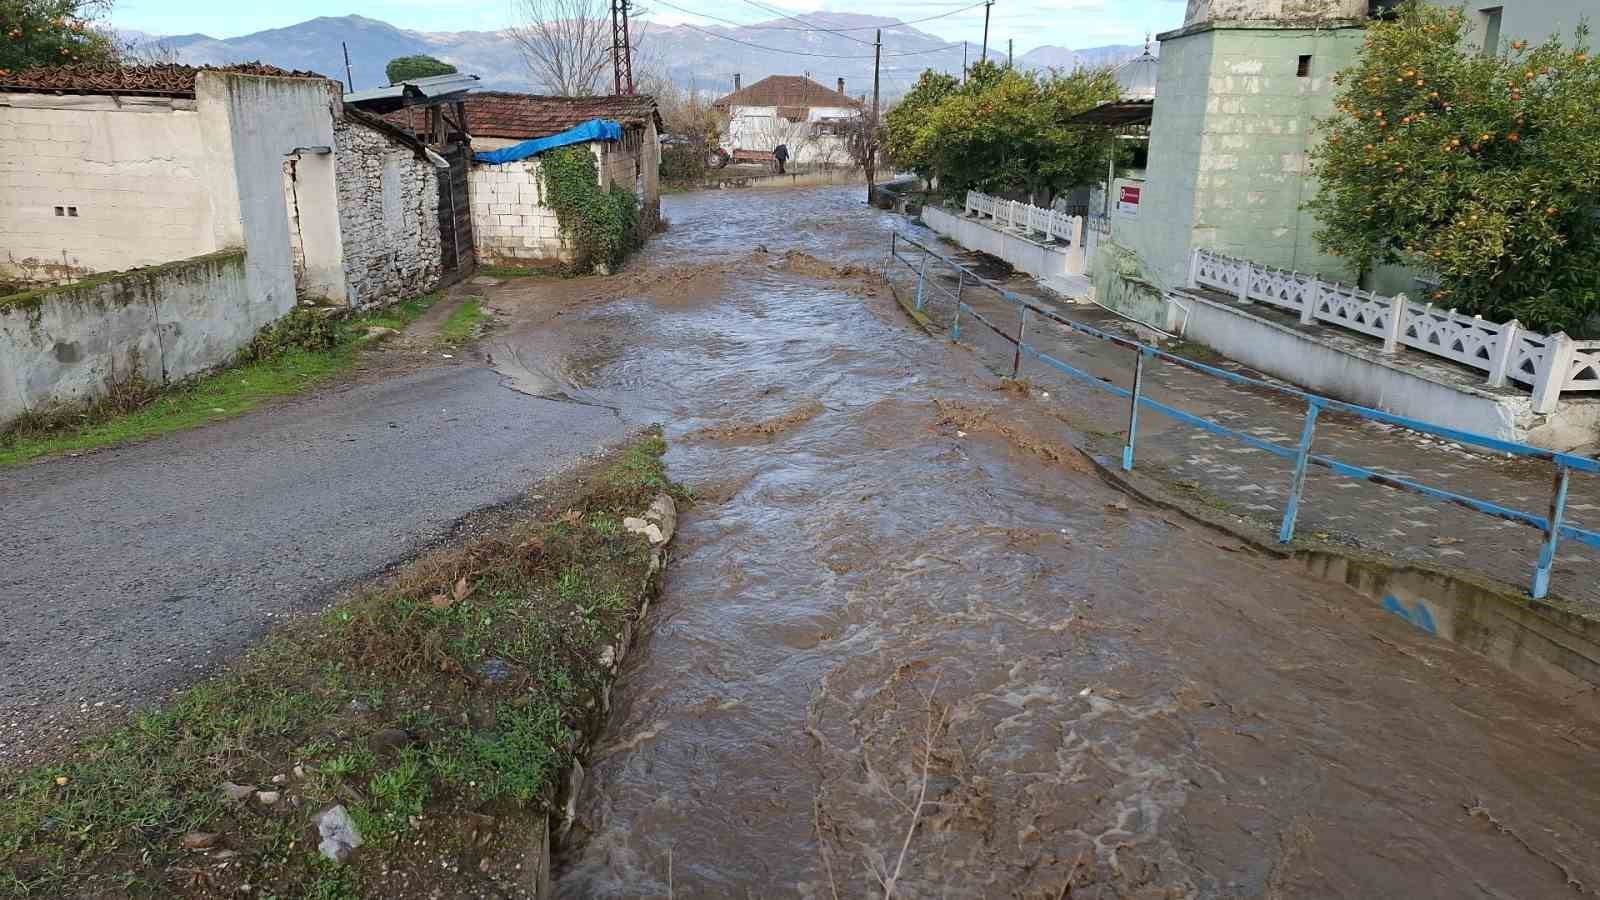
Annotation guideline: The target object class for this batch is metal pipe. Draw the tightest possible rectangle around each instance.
[1122,348,1147,471]
[1011,307,1028,378]
[1278,400,1322,544]
[1533,464,1571,599]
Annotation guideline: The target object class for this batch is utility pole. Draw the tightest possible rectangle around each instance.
[962,41,968,82]
[980,0,993,64]
[620,0,635,94]
[341,41,354,92]
[611,0,634,94]
[611,0,623,94]
[1008,38,1013,68]
[868,28,881,203]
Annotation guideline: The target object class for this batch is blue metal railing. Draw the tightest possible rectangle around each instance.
[883,231,1600,600]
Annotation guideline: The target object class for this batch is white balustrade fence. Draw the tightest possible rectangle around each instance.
[963,191,1082,246]
[1187,248,1600,413]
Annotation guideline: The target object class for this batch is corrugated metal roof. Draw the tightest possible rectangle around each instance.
[0,63,326,97]
[1065,98,1154,127]
[343,72,482,110]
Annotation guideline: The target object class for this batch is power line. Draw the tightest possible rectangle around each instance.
[666,14,964,59]
[734,0,879,45]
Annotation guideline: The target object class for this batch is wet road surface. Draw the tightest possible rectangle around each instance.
[474,187,1600,898]
[0,364,626,762]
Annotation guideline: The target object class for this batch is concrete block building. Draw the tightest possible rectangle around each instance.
[447,93,662,268]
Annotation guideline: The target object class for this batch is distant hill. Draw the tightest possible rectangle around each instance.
[122,14,1151,98]
[1017,42,1154,73]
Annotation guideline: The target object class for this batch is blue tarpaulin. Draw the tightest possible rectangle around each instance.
[473,119,623,165]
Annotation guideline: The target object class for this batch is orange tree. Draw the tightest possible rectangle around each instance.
[0,0,116,73]
[1308,1,1600,334]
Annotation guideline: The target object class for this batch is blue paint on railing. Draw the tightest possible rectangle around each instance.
[884,231,1597,600]
[1382,595,1439,636]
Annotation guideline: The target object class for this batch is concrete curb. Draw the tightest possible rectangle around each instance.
[887,274,1600,701]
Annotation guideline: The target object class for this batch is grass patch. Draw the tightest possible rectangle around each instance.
[0,292,443,466]
[435,299,485,346]
[0,430,678,898]
[476,265,545,279]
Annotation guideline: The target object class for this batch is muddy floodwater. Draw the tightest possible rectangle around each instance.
[480,187,1600,898]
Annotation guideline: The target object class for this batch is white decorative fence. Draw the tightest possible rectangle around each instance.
[1188,248,1600,413]
[963,191,1082,246]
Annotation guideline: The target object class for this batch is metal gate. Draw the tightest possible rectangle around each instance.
[437,145,475,279]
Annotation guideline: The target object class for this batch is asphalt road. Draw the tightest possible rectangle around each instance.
[0,362,626,762]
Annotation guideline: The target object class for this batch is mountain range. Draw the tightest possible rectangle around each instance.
[124,14,1151,99]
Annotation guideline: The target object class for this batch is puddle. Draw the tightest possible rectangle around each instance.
[482,186,1600,898]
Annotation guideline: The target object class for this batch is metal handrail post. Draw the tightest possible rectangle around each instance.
[1278,399,1322,543]
[1122,347,1149,471]
[1533,464,1571,599]
[914,254,929,311]
[1011,307,1028,378]
[951,273,965,341]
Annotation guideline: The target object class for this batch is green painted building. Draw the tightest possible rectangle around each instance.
[1107,0,1369,293]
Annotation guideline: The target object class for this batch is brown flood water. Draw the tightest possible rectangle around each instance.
[484,187,1600,898]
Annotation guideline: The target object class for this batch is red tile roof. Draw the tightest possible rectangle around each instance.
[0,63,327,98]
[389,92,662,141]
[713,75,863,111]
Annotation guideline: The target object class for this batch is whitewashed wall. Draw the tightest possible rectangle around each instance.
[0,94,216,282]
[726,104,860,165]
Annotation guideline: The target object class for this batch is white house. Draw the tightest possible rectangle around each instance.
[714,75,863,167]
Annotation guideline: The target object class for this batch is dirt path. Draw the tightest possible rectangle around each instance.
[474,186,1600,898]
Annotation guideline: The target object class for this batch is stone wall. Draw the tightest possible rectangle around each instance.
[333,118,443,307]
[0,250,268,425]
[0,93,216,283]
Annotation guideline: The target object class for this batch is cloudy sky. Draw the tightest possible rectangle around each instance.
[113,0,1188,51]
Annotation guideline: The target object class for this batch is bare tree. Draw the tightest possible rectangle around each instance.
[509,0,613,96]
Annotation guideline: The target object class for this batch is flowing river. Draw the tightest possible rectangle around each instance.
[475,186,1599,899]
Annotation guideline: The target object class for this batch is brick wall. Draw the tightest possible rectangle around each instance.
[332,118,443,307]
[469,158,570,266]
[0,95,217,283]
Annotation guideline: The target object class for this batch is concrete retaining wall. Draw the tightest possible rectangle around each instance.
[0,250,271,424]
[923,205,1084,283]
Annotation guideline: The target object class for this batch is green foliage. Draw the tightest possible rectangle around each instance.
[1309,1,1600,334]
[660,142,709,183]
[881,62,1120,201]
[241,307,342,362]
[540,146,641,273]
[384,54,457,84]
[0,0,117,72]
[882,69,959,179]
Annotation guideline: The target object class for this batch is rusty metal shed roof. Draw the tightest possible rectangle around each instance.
[387,91,662,141]
[1065,98,1154,128]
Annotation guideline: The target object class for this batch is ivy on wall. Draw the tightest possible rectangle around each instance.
[539,146,641,274]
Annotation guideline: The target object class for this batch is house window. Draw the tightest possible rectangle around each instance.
[54,206,78,217]
[1480,7,1503,56]
[1297,55,1313,78]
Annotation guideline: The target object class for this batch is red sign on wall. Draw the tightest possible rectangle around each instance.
[1118,185,1142,216]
